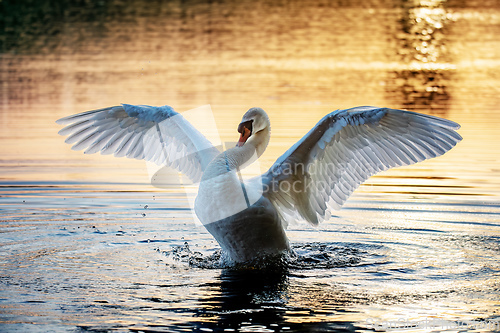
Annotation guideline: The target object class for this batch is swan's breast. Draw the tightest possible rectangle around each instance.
[194,166,262,225]
[203,196,289,262]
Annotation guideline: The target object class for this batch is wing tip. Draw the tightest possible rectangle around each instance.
[56,117,72,125]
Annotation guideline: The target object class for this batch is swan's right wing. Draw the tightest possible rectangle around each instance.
[57,104,220,183]
[262,107,462,227]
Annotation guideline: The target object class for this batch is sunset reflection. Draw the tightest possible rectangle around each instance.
[388,0,454,115]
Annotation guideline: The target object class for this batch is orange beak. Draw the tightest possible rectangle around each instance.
[237,127,251,147]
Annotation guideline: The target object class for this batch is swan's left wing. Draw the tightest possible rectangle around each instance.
[262,106,462,226]
[57,104,220,183]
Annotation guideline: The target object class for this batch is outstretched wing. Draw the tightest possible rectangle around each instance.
[56,104,220,183]
[262,106,462,226]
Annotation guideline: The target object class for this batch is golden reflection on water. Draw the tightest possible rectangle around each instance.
[0,0,499,199]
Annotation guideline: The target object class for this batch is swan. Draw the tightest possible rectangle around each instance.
[57,105,462,263]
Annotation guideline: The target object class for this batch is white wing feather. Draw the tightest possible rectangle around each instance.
[56,104,219,183]
[263,106,462,226]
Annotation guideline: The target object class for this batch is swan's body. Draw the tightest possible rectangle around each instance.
[57,105,462,263]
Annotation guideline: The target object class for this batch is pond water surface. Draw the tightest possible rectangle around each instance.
[1,1,499,332]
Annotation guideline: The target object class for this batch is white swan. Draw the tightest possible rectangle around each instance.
[57,105,462,262]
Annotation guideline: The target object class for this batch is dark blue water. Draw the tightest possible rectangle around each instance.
[1,182,499,332]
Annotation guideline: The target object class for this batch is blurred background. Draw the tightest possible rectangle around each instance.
[0,0,499,190]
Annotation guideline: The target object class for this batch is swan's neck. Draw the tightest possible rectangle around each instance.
[195,127,270,224]
[249,127,270,158]
[202,127,270,180]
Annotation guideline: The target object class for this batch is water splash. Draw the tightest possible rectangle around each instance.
[160,242,372,271]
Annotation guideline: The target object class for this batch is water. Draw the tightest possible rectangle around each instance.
[1,0,500,332]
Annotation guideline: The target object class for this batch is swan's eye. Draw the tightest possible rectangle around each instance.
[238,120,253,135]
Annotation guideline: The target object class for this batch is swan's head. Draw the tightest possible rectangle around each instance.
[236,107,270,147]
